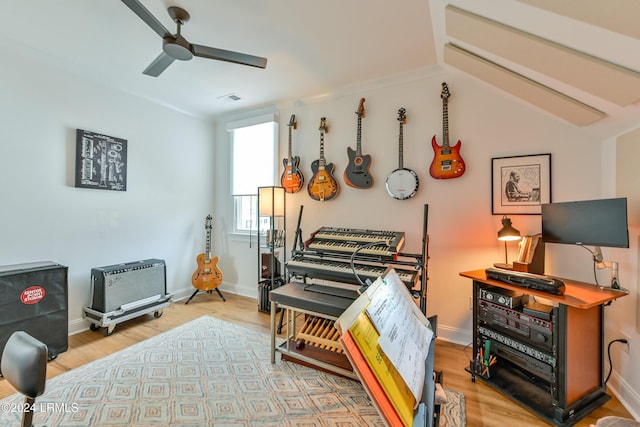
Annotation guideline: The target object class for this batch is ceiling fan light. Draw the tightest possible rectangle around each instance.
[163,36,193,61]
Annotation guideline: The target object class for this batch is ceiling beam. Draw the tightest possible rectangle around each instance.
[444,43,607,127]
[517,0,640,40]
[445,5,640,107]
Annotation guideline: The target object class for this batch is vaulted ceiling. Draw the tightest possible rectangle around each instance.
[1,0,639,138]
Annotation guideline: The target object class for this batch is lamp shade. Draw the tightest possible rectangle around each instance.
[259,186,285,217]
[497,215,521,241]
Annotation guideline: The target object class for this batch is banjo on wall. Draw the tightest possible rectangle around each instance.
[386,108,419,200]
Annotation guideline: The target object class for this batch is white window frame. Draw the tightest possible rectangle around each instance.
[227,113,279,235]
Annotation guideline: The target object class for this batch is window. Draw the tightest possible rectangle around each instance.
[228,115,278,234]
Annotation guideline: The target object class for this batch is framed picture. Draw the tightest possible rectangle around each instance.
[74,129,127,191]
[491,153,551,215]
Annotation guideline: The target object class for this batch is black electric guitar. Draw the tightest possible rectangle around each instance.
[344,98,373,189]
[308,117,339,201]
[191,215,223,291]
[281,114,304,193]
[430,82,466,179]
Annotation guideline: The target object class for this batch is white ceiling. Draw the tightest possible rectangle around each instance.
[1,0,639,138]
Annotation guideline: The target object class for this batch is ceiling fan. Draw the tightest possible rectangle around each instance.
[121,0,267,77]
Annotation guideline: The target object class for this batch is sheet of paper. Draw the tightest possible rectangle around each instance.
[365,270,434,401]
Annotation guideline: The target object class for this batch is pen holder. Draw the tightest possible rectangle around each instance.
[471,358,495,379]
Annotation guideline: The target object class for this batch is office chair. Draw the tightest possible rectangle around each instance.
[1,331,48,427]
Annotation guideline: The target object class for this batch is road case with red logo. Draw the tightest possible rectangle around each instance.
[0,261,68,371]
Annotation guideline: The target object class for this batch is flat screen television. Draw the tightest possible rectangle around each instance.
[541,197,629,248]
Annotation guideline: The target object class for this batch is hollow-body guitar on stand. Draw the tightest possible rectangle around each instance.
[281,114,304,193]
[308,117,339,201]
[186,214,225,304]
[386,108,419,200]
[430,82,465,179]
[344,98,373,189]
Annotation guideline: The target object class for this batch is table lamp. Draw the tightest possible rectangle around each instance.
[495,215,521,269]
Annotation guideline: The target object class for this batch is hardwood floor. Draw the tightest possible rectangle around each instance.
[0,292,633,426]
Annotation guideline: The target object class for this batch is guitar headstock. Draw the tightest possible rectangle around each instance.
[288,114,297,130]
[319,117,328,133]
[397,108,406,124]
[356,98,366,118]
[441,82,451,100]
[205,214,212,230]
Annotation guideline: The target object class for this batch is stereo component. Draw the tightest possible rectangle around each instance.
[479,286,523,308]
[478,299,554,351]
[482,336,554,383]
[478,326,557,367]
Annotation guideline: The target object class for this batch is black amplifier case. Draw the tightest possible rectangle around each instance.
[0,261,68,372]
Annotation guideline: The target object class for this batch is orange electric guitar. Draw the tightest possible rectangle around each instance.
[191,215,223,292]
[308,117,339,201]
[281,114,304,193]
[429,82,466,179]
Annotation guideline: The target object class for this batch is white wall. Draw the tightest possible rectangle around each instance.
[0,41,216,333]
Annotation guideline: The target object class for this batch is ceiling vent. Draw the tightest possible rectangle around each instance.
[218,93,243,103]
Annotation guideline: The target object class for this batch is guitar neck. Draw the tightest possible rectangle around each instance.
[205,229,211,263]
[442,98,450,149]
[319,131,326,169]
[356,117,362,156]
[398,122,404,168]
[288,126,293,162]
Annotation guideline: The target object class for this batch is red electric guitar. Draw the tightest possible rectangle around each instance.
[429,82,466,179]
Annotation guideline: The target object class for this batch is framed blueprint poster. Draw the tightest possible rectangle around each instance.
[75,129,127,191]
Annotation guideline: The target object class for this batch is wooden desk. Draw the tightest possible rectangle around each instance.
[460,269,627,426]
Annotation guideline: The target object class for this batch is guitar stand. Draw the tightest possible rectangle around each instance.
[184,288,226,305]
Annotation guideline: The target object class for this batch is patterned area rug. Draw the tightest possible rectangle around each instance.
[0,316,465,426]
[441,388,466,427]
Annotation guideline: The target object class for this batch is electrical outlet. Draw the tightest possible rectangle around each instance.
[620,331,631,354]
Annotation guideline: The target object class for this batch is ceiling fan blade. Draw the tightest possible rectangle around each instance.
[191,44,267,69]
[143,52,176,77]
[121,0,171,38]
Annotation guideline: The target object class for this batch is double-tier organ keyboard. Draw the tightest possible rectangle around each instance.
[307,226,405,254]
[288,226,422,294]
[286,255,419,290]
[306,240,399,259]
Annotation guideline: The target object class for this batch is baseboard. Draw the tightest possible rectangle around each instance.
[434,324,473,347]
[608,370,640,420]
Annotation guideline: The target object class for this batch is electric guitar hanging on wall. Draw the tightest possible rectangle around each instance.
[191,214,223,291]
[344,98,373,189]
[386,108,419,200]
[308,117,339,201]
[281,114,304,193]
[429,82,466,179]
